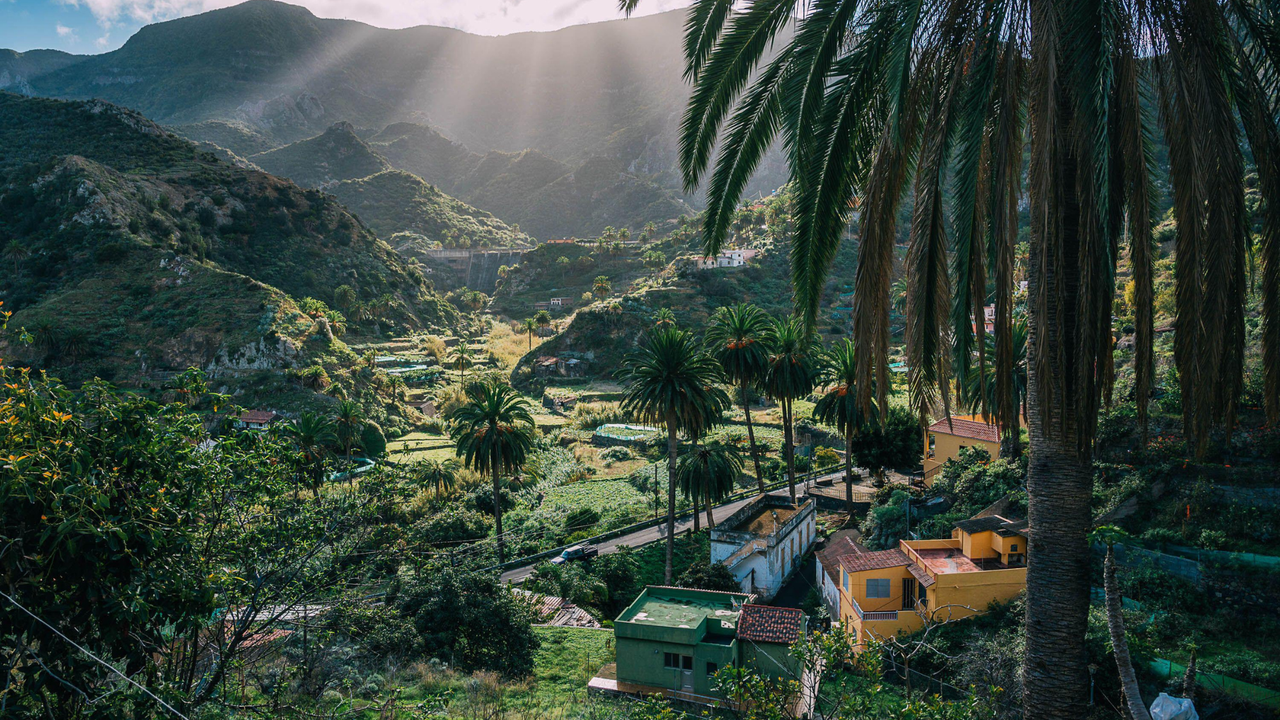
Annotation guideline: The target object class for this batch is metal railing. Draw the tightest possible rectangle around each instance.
[849,595,898,622]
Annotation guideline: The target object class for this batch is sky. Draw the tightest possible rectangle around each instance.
[1,0,691,53]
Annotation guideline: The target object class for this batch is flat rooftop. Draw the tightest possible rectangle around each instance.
[734,505,799,535]
[913,547,1011,574]
[617,588,745,630]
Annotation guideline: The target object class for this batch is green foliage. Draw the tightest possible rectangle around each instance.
[848,404,922,480]
[411,505,492,545]
[676,561,742,593]
[360,421,388,458]
[391,565,541,678]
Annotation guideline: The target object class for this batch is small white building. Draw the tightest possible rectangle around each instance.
[711,493,816,601]
[236,410,279,431]
[695,248,759,270]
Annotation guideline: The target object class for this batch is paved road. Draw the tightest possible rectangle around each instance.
[500,478,820,584]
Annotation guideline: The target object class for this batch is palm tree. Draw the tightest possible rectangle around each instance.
[288,412,337,496]
[621,326,730,583]
[523,318,538,350]
[959,315,1029,454]
[414,459,459,501]
[706,303,773,493]
[675,442,742,530]
[653,308,677,327]
[619,0,1280,713]
[449,380,536,564]
[534,310,552,336]
[334,399,365,460]
[593,275,612,298]
[449,343,473,380]
[813,340,875,513]
[4,240,28,276]
[761,317,815,503]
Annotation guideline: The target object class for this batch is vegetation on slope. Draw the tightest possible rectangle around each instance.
[250,121,391,187]
[328,170,532,250]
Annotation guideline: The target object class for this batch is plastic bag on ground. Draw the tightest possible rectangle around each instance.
[1150,692,1199,720]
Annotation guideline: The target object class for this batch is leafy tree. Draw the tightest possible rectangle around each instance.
[674,442,742,530]
[622,326,730,583]
[813,339,876,511]
[848,404,920,487]
[448,380,536,564]
[287,411,338,496]
[360,421,387,458]
[392,565,539,677]
[707,303,774,492]
[410,505,491,545]
[762,317,816,502]
[632,0,1280,711]
[590,548,642,617]
[676,561,741,593]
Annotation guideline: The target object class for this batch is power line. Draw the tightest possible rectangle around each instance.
[0,590,191,720]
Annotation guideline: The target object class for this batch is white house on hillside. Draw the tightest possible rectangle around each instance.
[711,493,816,601]
[695,248,759,270]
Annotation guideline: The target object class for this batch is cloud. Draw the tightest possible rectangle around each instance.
[56,0,691,36]
[55,22,78,41]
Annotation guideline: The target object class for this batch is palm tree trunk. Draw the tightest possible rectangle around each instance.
[1022,331,1094,720]
[741,382,765,493]
[782,399,796,503]
[705,485,716,529]
[1105,547,1153,720]
[493,473,505,565]
[844,428,855,514]
[665,414,678,585]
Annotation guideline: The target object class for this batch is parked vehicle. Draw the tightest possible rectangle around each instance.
[550,544,598,565]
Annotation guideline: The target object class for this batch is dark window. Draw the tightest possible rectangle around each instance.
[682,655,693,671]
[664,653,680,669]
[706,662,718,676]
[1010,543,1018,552]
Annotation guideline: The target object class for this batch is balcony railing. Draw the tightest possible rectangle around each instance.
[850,595,899,622]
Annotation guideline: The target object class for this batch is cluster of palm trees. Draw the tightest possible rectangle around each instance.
[284,399,370,496]
[623,303,903,584]
[622,0,1280,713]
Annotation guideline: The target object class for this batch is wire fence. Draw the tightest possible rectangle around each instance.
[1149,658,1280,709]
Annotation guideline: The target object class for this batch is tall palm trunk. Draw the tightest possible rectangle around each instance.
[665,413,679,584]
[782,398,796,502]
[493,473,505,565]
[843,428,855,513]
[1105,547,1153,720]
[741,382,765,493]
[704,488,716,529]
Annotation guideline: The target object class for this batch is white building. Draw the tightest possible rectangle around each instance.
[710,493,816,601]
[694,248,759,270]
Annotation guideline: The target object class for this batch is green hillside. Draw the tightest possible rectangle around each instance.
[370,123,691,239]
[251,122,391,187]
[0,93,458,387]
[328,170,532,249]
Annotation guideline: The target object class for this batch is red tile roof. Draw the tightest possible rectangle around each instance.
[816,537,863,583]
[927,417,999,443]
[238,410,278,424]
[838,547,911,574]
[736,604,804,645]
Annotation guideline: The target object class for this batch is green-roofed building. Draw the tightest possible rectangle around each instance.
[605,586,806,703]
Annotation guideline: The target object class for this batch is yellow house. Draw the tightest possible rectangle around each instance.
[922,415,1002,486]
[834,514,1028,649]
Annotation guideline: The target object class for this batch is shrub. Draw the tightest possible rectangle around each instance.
[600,446,634,463]
[1197,528,1228,551]
[676,561,742,593]
[411,506,491,544]
[564,507,601,533]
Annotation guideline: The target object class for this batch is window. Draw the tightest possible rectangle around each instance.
[842,570,849,591]
[928,435,936,458]
[706,662,718,676]
[866,578,891,599]
[1010,543,1018,552]
[664,654,693,670]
